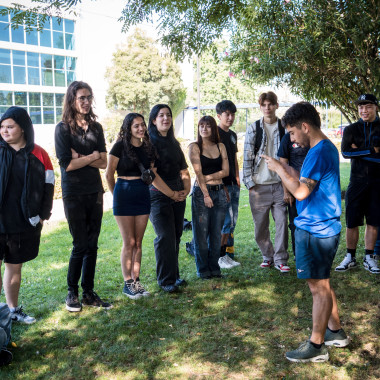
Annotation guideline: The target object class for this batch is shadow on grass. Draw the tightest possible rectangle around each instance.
[1,194,379,379]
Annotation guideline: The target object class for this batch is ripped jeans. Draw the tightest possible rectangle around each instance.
[191,186,227,278]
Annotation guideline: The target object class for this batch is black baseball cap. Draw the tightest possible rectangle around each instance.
[355,94,379,106]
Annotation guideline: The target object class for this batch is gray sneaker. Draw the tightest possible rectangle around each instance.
[10,306,36,324]
[324,328,350,347]
[285,340,329,363]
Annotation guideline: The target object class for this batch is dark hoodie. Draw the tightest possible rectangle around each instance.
[341,116,380,182]
[0,106,54,233]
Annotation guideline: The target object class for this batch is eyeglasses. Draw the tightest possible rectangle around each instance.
[76,95,94,103]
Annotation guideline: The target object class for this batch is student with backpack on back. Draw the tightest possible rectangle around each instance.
[243,92,290,273]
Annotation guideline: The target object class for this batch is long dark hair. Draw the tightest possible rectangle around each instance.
[196,115,220,155]
[148,104,176,142]
[62,81,97,135]
[118,113,156,163]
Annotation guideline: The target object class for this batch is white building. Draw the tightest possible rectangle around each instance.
[0,0,194,148]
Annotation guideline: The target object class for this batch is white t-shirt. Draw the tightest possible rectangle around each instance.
[254,121,281,185]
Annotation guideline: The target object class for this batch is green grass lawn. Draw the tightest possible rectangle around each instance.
[1,171,379,379]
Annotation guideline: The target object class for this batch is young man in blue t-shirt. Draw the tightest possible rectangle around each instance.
[263,102,349,363]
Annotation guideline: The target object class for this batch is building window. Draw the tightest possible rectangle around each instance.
[0,90,65,125]
[0,8,75,50]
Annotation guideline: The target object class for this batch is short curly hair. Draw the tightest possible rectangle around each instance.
[281,102,321,130]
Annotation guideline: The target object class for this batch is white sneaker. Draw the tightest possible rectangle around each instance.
[218,255,234,269]
[335,253,358,272]
[225,255,241,267]
[10,306,36,324]
[363,254,380,274]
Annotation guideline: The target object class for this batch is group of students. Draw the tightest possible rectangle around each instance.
[0,79,379,365]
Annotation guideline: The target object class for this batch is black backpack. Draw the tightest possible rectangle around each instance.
[253,119,285,157]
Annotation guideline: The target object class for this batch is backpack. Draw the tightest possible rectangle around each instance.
[0,303,11,349]
[254,119,285,157]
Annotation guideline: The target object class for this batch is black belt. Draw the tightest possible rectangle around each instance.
[206,184,224,191]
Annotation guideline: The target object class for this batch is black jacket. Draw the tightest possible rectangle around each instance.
[0,107,54,232]
[341,117,380,182]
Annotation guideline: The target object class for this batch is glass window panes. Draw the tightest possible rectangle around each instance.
[43,107,54,124]
[66,57,76,71]
[54,55,65,70]
[29,92,41,106]
[65,33,74,50]
[0,22,9,42]
[30,106,42,124]
[42,69,53,86]
[27,52,39,67]
[55,93,64,106]
[14,92,27,106]
[54,70,65,87]
[66,71,75,86]
[64,19,74,33]
[13,50,25,66]
[0,65,11,83]
[53,31,64,49]
[0,90,12,105]
[39,29,51,47]
[56,107,62,121]
[26,28,38,45]
[13,66,26,84]
[41,54,52,68]
[0,49,10,64]
[52,17,63,31]
[0,7,9,22]
[11,26,24,44]
[43,93,54,106]
[27,67,40,85]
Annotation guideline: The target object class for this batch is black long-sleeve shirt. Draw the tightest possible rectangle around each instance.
[341,117,380,182]
[55,121,106,198]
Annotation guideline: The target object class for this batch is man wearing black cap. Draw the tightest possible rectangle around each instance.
[336,94,380,274]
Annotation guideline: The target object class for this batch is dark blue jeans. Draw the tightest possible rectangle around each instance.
[149,188,186,287]
[63,192,103,294]
[192,186,227,278]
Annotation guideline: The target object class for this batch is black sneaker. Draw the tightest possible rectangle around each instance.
[82,290,113,309]
[135,281,150,297]
[66,291,82,312]
[175,278,187,287]
[160,284,178,293]
[0,349,13,367]
[123,280,142,299]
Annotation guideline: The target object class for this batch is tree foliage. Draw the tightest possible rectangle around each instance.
[119,0,380,123]
[6,0,380,122]
[195,41,256,106]
[104,28,186,118]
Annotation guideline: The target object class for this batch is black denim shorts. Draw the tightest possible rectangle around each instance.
[0,223,42,264]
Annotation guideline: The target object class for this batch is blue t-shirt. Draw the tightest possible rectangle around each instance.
[295,139,341,238]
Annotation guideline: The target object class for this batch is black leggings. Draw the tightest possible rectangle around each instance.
[63,193,103,294]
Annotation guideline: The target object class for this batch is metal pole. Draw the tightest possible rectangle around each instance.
[196,55,201,121]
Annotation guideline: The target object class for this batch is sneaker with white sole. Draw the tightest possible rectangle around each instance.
[363,254,380,274]
[135,281,150,296]
[10,306,36,324]
[324,328,350,347]
[285,340,329,363]
[275,264,290,273]
[66,291,82,312]
[335,253,358,272]
[123,280,142,299]
[218,255,234,269]
[260,260,273,268]
[225,255,241,267]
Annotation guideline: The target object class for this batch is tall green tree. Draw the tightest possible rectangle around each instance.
[196,41,256,106]
[105,28,186,117]
[120,0,380,122]
[5,1,380,121]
